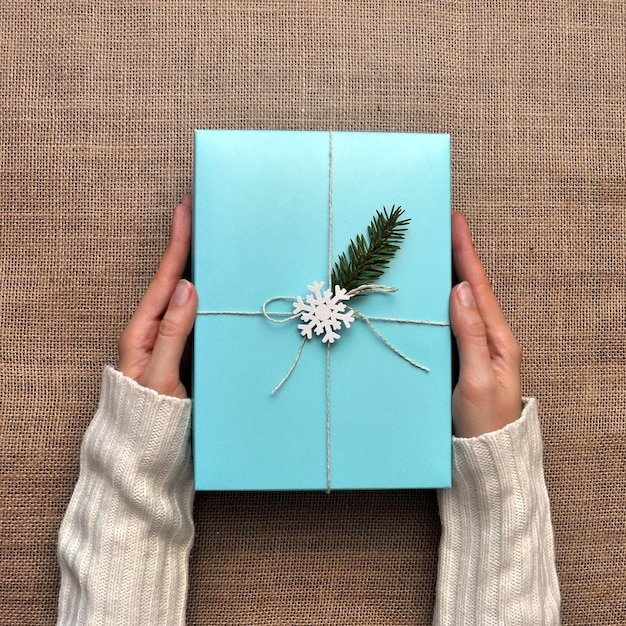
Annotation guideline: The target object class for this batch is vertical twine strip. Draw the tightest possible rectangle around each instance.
[327,130,333,493]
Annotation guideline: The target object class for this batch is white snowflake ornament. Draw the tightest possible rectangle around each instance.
[293,281,355,344]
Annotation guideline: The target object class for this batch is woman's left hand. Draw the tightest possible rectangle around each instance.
[117,195,197,399]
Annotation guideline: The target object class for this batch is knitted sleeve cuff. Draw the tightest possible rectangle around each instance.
[434,399,561,625]
[89,365,192,473]
[57,366,194,626]
[448,397,543,502]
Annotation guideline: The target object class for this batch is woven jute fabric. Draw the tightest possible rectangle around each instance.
[1,1,625,624]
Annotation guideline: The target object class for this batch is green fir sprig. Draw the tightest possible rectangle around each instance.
[331,205,410,293]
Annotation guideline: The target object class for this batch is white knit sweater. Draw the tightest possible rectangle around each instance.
[57,366,560,624]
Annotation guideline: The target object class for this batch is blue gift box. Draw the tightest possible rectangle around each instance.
[193,130,451,491]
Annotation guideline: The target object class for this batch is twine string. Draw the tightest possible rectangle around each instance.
[349,310,430,372]
[326,343,331,494]
[270,337,307,395]
[347,284,398,297]
[328,130,333,287]
[198,297,448,388]
[326,130,333,492]
[262,296,299,323]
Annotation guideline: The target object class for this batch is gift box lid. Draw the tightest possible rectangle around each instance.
[193,129,451,491]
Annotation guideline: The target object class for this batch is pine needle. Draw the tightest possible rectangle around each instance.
[331,206,410,293]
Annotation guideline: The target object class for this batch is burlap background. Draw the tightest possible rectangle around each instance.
[1,1,624,624]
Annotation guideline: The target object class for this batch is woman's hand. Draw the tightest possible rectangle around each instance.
[450,211,523,438]
[117,195,197,399]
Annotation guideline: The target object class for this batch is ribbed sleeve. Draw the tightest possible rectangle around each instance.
[57,366,194,626]
[433,398,560,625]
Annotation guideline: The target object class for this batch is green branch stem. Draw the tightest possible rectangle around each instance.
[331,205,410,293]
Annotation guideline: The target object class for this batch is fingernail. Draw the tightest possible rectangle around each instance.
[457,281,475,307]
[171,280,191,305]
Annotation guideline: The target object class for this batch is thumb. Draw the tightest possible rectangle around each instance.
[139,280,198,398]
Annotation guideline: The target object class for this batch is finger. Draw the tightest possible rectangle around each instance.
[118,196,192,378]
[134,196,192,323]
[451,211,510,333]
[449,281,495,384]
[139,279,198,398]
[451,281,523,437]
